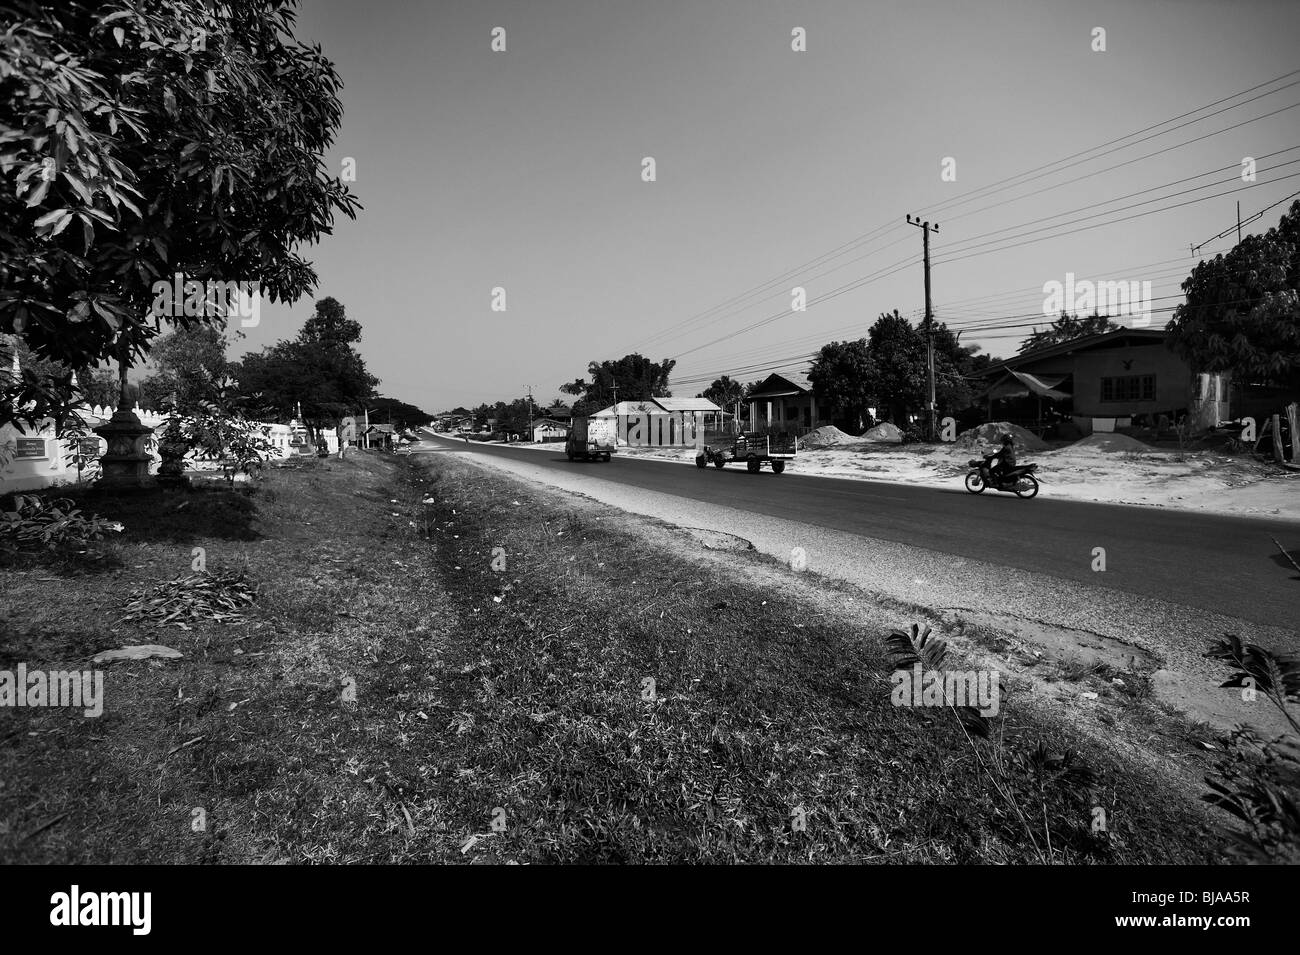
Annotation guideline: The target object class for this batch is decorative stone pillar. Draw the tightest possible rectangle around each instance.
[155,409,192,490]
[93,361,154,489]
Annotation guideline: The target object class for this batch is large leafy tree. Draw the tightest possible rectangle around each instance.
[808,338,875,429]
[1166,200,1300,392]
[0,0,360,429]
[237,297,377,431]
[931,323,980,414]
[855,310,972,424]
[697,374,743,411]
[491,397,532,435]
[559,353,675,416]
[139,322,228,411]
[363,396,433,431]
[1019,312,1119,354]
[80,365,132,407]
[864,310,929,423]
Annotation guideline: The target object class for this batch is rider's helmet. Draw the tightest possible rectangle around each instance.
[1000,433,1014,447]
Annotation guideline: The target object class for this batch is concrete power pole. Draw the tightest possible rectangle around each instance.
[907,215,940,441]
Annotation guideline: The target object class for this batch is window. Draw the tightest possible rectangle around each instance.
[1100,375,1155,402]
[13,438,47,459]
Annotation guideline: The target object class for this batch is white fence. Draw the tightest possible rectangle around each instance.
[0,405,335,492]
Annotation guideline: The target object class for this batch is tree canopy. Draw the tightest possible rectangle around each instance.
[139,323,229,411]
[697,375,743,411]
[808,339,875,429]
[807,312,982,429]
[1166,200,1300,392]
[237,297,377,427]
[0,0,359,429]
[559,353,675,416]
[1019,312,1120,354]
[363,396,432,431]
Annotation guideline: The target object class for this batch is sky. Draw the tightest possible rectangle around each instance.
[232,0,1300,413]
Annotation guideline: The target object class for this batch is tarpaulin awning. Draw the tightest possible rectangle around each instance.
[986,371,1071,400]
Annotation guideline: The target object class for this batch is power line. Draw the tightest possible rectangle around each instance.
[933,172,1300,268]
[665,109,1300,376]
[1191,187,1300,254]
[912,71,1300,221]
[672,175,1300,377]
[629,70,1300,357]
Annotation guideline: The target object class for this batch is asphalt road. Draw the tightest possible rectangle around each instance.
[422,433,1300,628]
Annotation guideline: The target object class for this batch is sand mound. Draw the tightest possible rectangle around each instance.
[955,421,1051,451]
[862,422,904,443]
[1068,433,1154,452]
[801,425,858,448]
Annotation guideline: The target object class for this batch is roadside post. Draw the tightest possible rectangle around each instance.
[340,417,357,458]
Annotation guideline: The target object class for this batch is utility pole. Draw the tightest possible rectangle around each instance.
[525,385,535,442]
[1237,201,1242,245]
[906,214,940,441]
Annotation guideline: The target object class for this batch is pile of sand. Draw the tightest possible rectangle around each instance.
[801,425,858,448]
[1067,433,1154,453]
[862,422,904,444]
[955,421,1051,451]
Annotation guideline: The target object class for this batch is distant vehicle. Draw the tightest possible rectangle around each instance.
[566,416,616,462]
[697,431,796,474]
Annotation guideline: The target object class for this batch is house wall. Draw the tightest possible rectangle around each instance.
[1070,344,1192,417]
[616,412,704,447]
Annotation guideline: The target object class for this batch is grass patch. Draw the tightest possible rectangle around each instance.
[0,451,1225,863]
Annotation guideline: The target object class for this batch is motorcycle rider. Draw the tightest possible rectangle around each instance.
[988,433,1017,486]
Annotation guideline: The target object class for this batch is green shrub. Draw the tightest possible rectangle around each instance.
[0,493,122,552]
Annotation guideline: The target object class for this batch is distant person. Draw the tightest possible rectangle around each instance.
[989,433,1017,484]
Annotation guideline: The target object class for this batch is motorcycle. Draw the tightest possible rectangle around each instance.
[965,453,1040,499]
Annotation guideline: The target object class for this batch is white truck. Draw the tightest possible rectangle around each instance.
[565,416,617,462]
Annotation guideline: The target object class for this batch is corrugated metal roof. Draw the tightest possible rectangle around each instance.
[591,401,660,417]
[591,398,719,416]
[654,396,720,413]
[748,371,813,397]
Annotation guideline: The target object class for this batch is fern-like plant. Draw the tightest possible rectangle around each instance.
[1203,634,1300,862]
[886,623,990,738]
